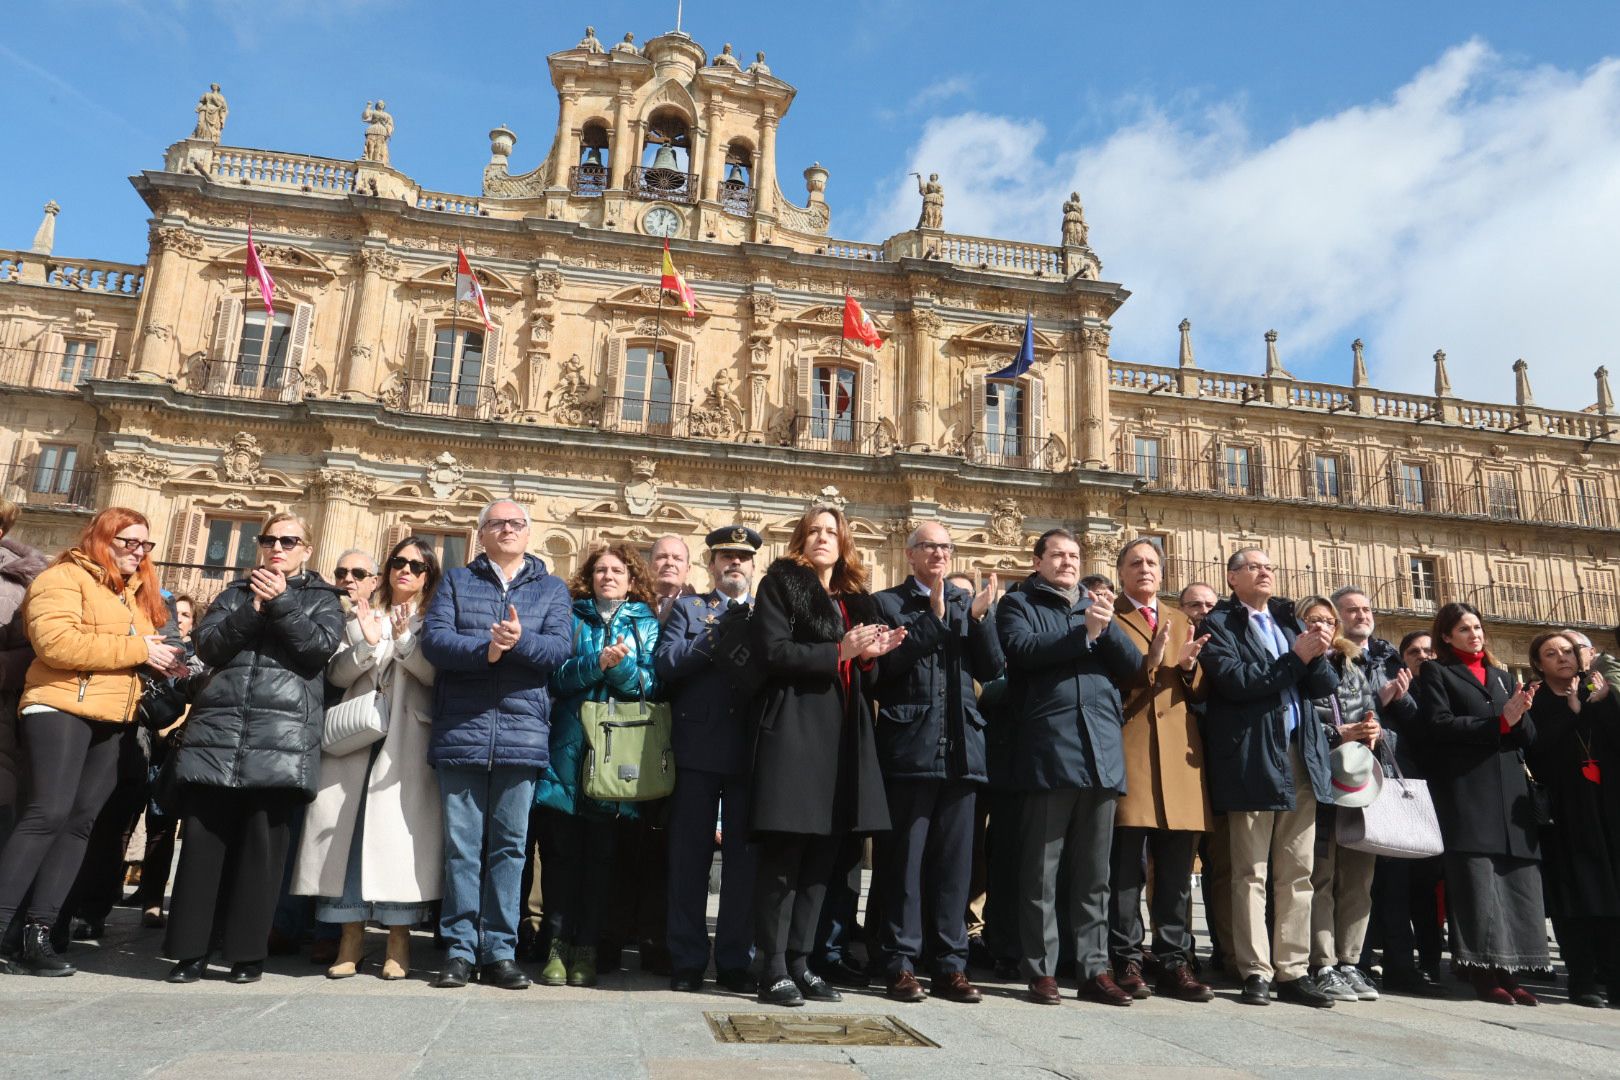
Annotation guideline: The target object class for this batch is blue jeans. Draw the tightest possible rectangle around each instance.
[438,765,536,965]
[317,757,431,927]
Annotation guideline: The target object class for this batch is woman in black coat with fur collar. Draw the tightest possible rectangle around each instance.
[748,507,904,1007]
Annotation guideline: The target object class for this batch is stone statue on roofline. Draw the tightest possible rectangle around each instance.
[577,26,604,53]
[913,172,944,230]
[192,83,227,142]
[712,43,741,70]
[612,32,640,56]
[361,100,394,165]
[1061,191,1088,247]
[749,51,771,75]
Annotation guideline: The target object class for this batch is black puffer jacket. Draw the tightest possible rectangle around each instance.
[173,571,346,800]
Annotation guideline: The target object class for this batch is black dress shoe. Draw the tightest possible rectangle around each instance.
[70,918,104,942]
[226,962,262,984]
[165,958,206,984]
[794,970,842,1002]
[758,976,806,1007]
[21,922,75,977]
[479,959,530,990]
[716,968,757,993]
[1240,975,1271,1005]
[670,969,704,992]
[1382,966,1449,998]
[1276,975,1334,1008]
[814,958,869,988]
[433,957,473,988]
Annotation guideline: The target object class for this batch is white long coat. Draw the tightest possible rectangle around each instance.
[292,609,441,902]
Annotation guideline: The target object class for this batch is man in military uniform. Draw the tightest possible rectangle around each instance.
[654,526,763,992]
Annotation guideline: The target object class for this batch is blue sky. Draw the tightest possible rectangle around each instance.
[4,1,1619,407]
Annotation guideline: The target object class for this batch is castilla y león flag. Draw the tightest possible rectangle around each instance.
[244,224,276,315]
[842,294,883,348]
[455,247,496,331]
[660,239,696,317]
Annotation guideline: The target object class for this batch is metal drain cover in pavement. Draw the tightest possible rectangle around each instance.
[705,1012,938,1048]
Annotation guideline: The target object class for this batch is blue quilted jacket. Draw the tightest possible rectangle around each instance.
[420,553,573,770]
[535,597,659,818]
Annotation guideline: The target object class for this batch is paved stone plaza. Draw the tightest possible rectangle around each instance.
[7,880,1620,1080]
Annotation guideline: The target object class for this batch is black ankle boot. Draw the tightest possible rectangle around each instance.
[21,922,75,977]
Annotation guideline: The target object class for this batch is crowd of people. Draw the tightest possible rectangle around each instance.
[0,493,1617,1012]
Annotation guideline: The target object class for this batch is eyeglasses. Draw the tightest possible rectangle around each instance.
[911,542,955,555]
[112,536,157,555]
[389,556,428,575]
[257,535,305,551]
[332,567,371,582]
[1303,616,1337,628]
[1234,562,1274,574]
[481,518,528,533]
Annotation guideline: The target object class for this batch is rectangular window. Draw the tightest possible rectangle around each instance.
[984,380,1025,459]
[1222,446,1253,495]
[430,328,485,407]
[1409,556,1438,610]
[1313,454,1341,501]
[1486,472,1519,520]
[1319,546,1353,589]
[1576,477,1605,528]
[417,529,470,570]
[1582,568,1618,626]
[58,340,98,384]
[1132,437,1161,482]
[202,517,259,581]
[236,309,293,388]
[31,444,79,495]
[1397,462,1427,509]
[1494,561,1533,622]
[811,365,858,444]
[620,346,673,428]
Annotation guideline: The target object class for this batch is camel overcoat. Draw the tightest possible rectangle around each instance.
[292,608,441,902]
[1113,602,1212,831]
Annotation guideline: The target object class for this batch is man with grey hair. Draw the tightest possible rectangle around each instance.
[649,536,695,623]
[331,548,378,609]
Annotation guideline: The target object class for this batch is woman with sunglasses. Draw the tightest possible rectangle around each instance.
[0,507,178,976]
[163,511,345,984]
[293,537,443,981]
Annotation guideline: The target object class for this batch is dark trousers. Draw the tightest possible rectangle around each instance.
[1020,787,1116,980]
[1109,826,1198,969]
[1369,854,1444,975]
[755,831,841,977]
[877,777,976,976]
[0,710,122,928]
[666,767,756,973]
[130,805,179,911]
[164,786,299,963]
[604,812,668,966]
[65,727,151,925]
[538,808,616,948]
[812,833,866,968]
[980,787,1023,962]
[1552,915,1620,992]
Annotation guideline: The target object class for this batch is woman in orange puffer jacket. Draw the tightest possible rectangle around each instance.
[0,508,182,977]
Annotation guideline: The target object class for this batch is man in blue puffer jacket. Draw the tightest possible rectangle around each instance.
[422,500,572,990]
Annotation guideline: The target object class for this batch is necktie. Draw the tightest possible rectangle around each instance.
[1253,611,1300,736]
[1142,604,1157,633]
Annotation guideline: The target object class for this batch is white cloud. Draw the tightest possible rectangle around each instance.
[856,40,1620,410]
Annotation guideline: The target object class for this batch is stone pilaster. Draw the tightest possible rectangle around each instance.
[97,450,173,517]
[130,226,203,380]
[906,309,941,450]
[339,248,399,397]
[1077,324,1112,469]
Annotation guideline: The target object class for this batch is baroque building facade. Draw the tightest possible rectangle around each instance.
[0,26,1615,667]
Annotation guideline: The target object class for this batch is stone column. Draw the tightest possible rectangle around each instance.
[551,92,581,188]
[1077,325,1112,469]
[130,226,203,380]
[1080,529,1123,578]
[700,102,725,202]
[339,248,398,397]
[907,309,941,450]
[609,88,635,190]
[97,450,173,519]
[755,109,778,211]
[307,468,382,573]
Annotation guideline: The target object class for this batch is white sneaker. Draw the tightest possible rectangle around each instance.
[1338,963,1379,1000]
[1313,967,1359,1001]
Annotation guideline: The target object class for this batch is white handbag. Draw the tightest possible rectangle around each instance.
[1335,754,1444,859]
[322,689,389,756]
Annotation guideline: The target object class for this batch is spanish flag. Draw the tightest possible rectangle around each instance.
[660,239,696,317]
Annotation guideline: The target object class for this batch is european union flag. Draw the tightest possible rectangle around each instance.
[987,312,1035,379]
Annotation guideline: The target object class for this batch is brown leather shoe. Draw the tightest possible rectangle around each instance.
[886,969,926,1003]
[931,970,982,1004]
[1027,976,1062,1005]
[1116,960,1152,999]
[1078,972,1134,1006]
[1157,963,1215,1002]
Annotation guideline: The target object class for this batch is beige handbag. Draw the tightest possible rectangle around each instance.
[323,689,389,757]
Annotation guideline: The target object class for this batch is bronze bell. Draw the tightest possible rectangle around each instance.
[725,162,746,185]
[652,142,680,171]
[583,146,604,167]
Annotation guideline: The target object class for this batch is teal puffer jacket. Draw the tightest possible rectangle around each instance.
[535,597,660,818]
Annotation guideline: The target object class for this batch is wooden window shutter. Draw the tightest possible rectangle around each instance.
[482,324,503,384]
[672,341,695,405]
[971,378,988,457]
[413,316,435,380]
[168,506,207,564]
[1027,373,1046,445]
[211,297,242,363]
[796,356,814,430]
[286,301,314,400]
[601,336,624,431]
[856,359,876,427]
[383,522,411,557]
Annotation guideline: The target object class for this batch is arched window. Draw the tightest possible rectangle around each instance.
[722,142,754,216]
[622,344,674,430]
[572,121,610,197]
[237,308,294,389]
[206,296,313,400]
[635,110,693,203]
[408,316,502,419]
[983,379,1025,458]
[429,327,485,407]
[970,372,1044,467]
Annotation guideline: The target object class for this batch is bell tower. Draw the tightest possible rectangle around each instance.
[482,27,830,248]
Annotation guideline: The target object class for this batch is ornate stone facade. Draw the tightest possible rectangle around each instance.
[1,26,1616,670]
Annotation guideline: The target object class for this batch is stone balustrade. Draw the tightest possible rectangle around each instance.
[1372,391,1434,421]
[0,254,24,283]
[0,249,144,295]
[821,239,884,262]
[416,191,483,216]
[210,148,357,194]
[933,233,1064,276]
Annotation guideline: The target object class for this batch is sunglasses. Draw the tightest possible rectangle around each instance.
[332,567,371,581]
[257,535,305,551]
[111,535,158,555]
[389,556,429,575]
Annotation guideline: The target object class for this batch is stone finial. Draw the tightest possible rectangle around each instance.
[1263,329,1291,378]
[1597,366,1614,415]
[488,125,516,166]
[1513,357,1535,407]
[1433,349,1453,397]
[1351,338,1368,387]
[1177,319,1195,368]
[30,200,61,255]
[804,162,829,204]
[191,83,227,142]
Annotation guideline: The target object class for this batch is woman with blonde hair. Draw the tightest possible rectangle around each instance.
[0,507,179,976]
[293,535,443,981]
[163,511,345,985]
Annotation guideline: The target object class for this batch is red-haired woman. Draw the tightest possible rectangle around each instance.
[0,508,181,976]
[749,507,906,1006]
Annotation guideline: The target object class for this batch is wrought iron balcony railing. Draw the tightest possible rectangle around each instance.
[188,360,305,403]
[788,416,886,455]
[568,164,608,198]
[965,431,1058,470]
[0,346,117,391]
[629,166,696,205]
[720,182,753,217]
[385,377,498,421]
[598,396,692,437]
[0,460,97,511]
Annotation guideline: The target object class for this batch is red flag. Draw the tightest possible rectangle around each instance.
[456,248,496,331]
[244,224,276,315]
[843,294,883,348]
[660,239,696,317]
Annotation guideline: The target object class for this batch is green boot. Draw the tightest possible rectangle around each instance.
[540,939,569,986]
[567,945,597,987]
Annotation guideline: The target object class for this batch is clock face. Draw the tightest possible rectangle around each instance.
[643,206,681,237]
